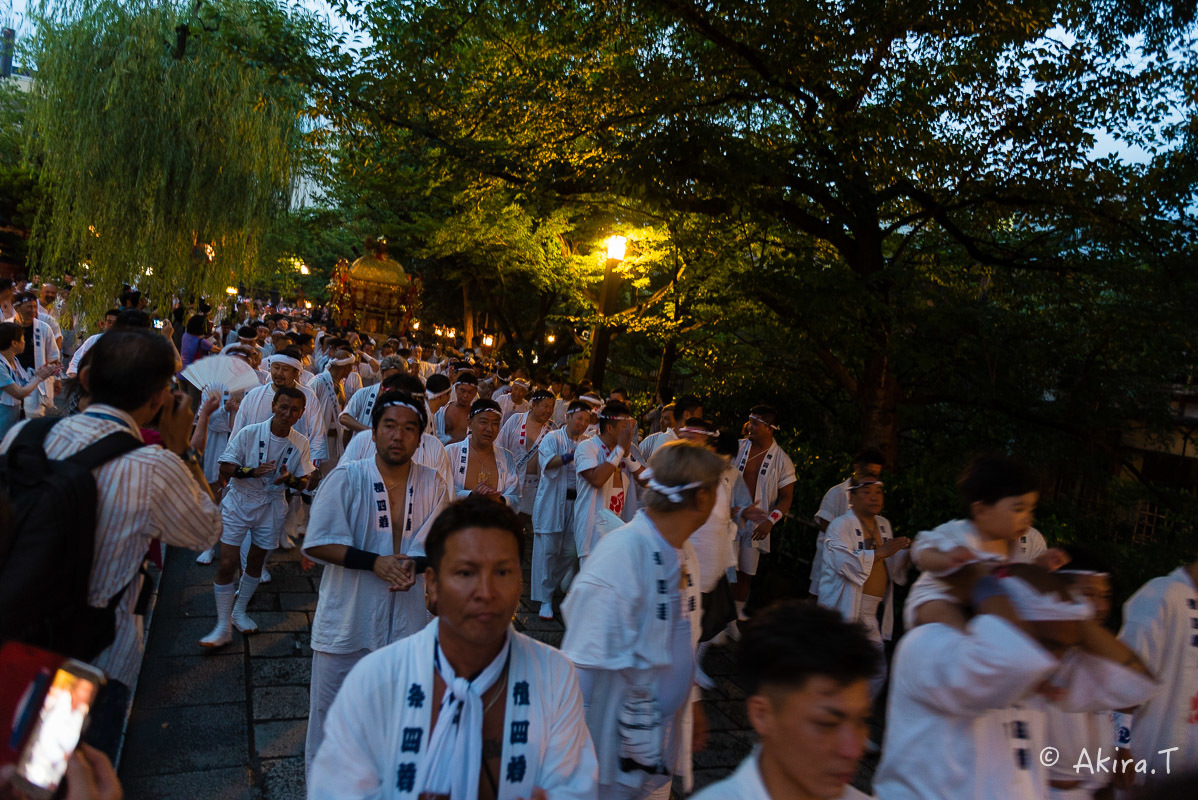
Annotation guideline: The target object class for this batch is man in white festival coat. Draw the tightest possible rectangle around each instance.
[310,496,598,800]
[301,391,451,774]
[497,388,557,516]
[530,399,590,620]
[571,400,646,564]
[445,398,521,508]
[563,441,725,800]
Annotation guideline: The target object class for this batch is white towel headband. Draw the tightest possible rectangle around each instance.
[641,467,706,504]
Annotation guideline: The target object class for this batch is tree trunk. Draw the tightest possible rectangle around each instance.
[857,352,900,468]
[655,339,677,400]
[462,283,474,347]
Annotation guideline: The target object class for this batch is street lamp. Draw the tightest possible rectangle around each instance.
[605,235,627,262]
[299,265,310,275]
[225,286,238,296]
[483,334,495,348]
[590,235,627,390]
[546,333,556,345]
[412,320,420,331]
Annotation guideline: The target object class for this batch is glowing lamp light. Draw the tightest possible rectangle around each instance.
[144,268,153,276]
[411,321,420,331]
[304,300,312,309]
[435,326,444,337]
[225,286,238,295]
[546,333,556,344]
[483,335,495,347]
[605,235,627,262]
[299,265,310,275]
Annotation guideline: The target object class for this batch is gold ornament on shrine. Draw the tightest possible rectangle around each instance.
[334,237,421,335]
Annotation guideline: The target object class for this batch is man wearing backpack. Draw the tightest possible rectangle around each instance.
[0,330,222,760]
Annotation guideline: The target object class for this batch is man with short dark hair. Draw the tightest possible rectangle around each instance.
[302,391,451,774]
[639,394,703,462]
[692,601,878,800]
[0,330,221,759]
[200,386,315,647]
[445,398,521,507]
[12,291,60,419]
[66,308,122,377]
[309,496,598,799]
[811,448,886,601]
[572,400,647,564]
[434,370,479,444]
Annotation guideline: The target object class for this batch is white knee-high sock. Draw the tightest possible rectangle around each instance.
[233,573,261,617]
[213,582,236,626]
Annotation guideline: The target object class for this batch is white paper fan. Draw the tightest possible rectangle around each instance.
[181,354,260,395]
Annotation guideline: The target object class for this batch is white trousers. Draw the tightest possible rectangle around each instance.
[305,648,371,777]
[857,593,886,700]
[531,526,575,604]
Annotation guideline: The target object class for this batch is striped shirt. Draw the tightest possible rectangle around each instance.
[0,405,222,686]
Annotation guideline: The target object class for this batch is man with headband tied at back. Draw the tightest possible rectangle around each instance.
[571,400,647,566]
[445,398,521,508]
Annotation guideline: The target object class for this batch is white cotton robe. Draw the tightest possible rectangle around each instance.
[561,512,701,793]
[308,370,346,465]
[342,430,453,492]
[532,428,580,534]
[816,511,909,641]
[231,380,328,462]
[689,465,749,593]
[1118,566,1198,776]
[218,420,315,526]
[811,477,854,595]
[22,316,59,416]
[309,620,599,800]
[733,438,796,555]
[692,746,873,800]
[444,439,521,508]
[904,519,1048,628]
[497,412,556,514]
[570,436,641,559]
[304,459,449,655]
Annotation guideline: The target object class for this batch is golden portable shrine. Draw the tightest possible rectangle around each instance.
[327,237,421,335]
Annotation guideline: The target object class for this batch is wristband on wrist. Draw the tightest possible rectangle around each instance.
[561,451,574,465]
[768,509,783,524]
[234,465,255,479]
[606,446,624,466]
[343,547,380,572]
[969,574,1005,607]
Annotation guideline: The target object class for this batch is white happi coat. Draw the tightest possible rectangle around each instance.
[497,393,528,425]
[811,477,853,593]
[532,428,581,534]
[905,519,1048,628]
[444,439,521,508]
[218,420,315,522]
[692,746,873,800]
[22,316,59,415]
[342,382,380,428]
[1118,566,1198,776]
[231,380,328,461]
[637,428,677,463]
[497,412,556,511]
[562,512,701,791]
[689,465,750,593]
[571,436,641,559]
[308,370,346,464]
[733,438,796,554]
[342,429,453,491]
[66,332,101,377]
[309,621,599,800]
[816,511,909,640]
[198,383,237,482]
[304,459,449,655]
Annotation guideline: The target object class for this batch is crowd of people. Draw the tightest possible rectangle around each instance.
[1,286,1196,800]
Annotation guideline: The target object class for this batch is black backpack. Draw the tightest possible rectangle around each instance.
[0,416,144,661]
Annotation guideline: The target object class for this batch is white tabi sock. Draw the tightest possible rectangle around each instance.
[232,573,262,633]
[200,582,236,647]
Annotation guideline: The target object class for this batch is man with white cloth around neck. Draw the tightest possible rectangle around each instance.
[497,388,557,518]
[445,398,521,508]
[496,377,531,425]
[571,400,647,565]
[731,405,796,627]
[874,563,1157,800]
[563,440,725,799]
[231,347,327,463]
[692,601,879,800]
[308,348,356,470]
[199,386,316,647]
[530,399,591,620]
[310,496,599,800]
[816,478,911,701]
[302,391,451,776]
[338,355,405,435]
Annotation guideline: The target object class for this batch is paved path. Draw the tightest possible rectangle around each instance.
[117,536,876,798]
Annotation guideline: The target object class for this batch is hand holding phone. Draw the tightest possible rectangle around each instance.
[10,661,105,799]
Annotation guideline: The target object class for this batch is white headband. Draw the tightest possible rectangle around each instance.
[749,414,780,430]
[269,354,304,371]
[999,573,1093,621]
[679,425,717,437]
[329,355,356,366]
[641,467,705,504]
[426,388,451,400]
[469,406,502,420]
[377,399,425,420]
[512,379,530,389]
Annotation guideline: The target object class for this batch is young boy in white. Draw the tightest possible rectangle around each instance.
[530,400,590,620]
[904,454,1064,629]
[572,400,646,564]
[199,387,315,647]
[563,441,724,800]
[692,601,877,800]
[874,562,1156,800]
[309,497,598,800]
[497,388,557,516]
[816,479,910,700]
[301,392,451,774]
[810,449,885,601]
[1118,555,1198,781]
[732,405,795,624]
[445,398,521,507]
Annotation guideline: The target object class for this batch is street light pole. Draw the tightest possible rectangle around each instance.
[589,236,625,392]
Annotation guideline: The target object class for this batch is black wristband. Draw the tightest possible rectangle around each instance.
[234,466,254,478]
[409,556,431,572]
[343,547,379,572]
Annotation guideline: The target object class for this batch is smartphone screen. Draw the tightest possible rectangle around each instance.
[14,666,101,795]
[153,319,164,329]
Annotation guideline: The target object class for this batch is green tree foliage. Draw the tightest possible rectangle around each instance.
[23,0,324,321]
